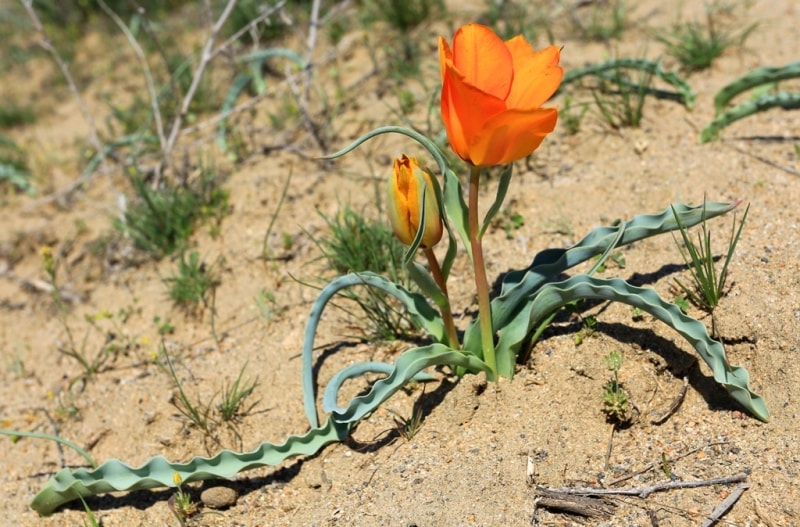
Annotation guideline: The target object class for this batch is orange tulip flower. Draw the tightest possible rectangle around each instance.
[387,155,443,248]
[439,24,563,167]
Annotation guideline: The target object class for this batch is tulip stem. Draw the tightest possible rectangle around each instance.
[467,165,496,379]
[424,248,460,349]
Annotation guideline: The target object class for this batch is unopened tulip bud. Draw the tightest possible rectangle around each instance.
[387,155,443,248]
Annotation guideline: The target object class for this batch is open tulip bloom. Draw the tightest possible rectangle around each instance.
[24,23,768,517]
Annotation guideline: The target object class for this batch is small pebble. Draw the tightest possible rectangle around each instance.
[200,486,238,509]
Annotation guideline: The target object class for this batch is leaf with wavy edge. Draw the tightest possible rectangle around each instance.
[463,201,738,355]
[324,344,489,420]
[496,274,769,421]
[31,417,351,516]
[32,344,483,516]
[302,272,445,428]
[322,361,436,415]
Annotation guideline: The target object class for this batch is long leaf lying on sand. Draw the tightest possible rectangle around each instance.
[700,91,800,142]
[30,343,487,516]
[495,275,769,422]
[462,201,738,354]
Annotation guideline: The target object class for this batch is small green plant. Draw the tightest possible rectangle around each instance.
[591,62,654,128]
[115,164,229,258]
[217,364,260,424]
[602,351,631,423]
[672,202,749,334]
[168,472,197,526]
[573,314,598,346]
[0,101,36,128]
[361,0,444,32]
[660,452,673,479]
[560,95,590,135]
[657,1,757,73]
[492,207,525,239]
[154,315,175,336]
[569,0,629,42]
[165,349,215,441]
[593,250,626,273]
[391,390,425,442]
[164,349,258,449]
[163,251,221,312]
[254,289,281,320]
[674,294,690,313]
[42,247,137,380]
[0,134,34,195]
[315,204,418,340]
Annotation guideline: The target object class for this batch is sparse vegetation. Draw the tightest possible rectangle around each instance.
[115,164,229,258]
[315,204,419,340]
[657,1,757,73]
[672,202,749,335]
[0,3,788,525]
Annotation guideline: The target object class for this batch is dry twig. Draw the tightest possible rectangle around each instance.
[701,482,749,527]
[539,472,748,499]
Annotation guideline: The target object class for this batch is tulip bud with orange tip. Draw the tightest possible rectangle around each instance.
[439,24,563,167]
[387,154,443,248]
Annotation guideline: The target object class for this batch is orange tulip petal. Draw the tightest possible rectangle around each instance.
[505,43,563,109]
[469,108,558,166]
[442,60,507,164]
[438,36,452,84]
[450,24,513,100]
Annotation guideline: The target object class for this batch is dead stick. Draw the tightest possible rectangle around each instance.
[538,473,748,499]
[603,422,615,471]
[160,0,239,178]
[606,441,729,486]
[651,376,689,424]
[96,0,166,153]
[700,483,749,527]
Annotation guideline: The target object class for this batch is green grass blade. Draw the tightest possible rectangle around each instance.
[714,62,800,112]
[479,164,513,238]
[700,91,800,142]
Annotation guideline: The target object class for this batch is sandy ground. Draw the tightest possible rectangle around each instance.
[2,1,800,525]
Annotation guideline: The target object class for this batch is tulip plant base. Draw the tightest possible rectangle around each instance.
[2,3,800,527]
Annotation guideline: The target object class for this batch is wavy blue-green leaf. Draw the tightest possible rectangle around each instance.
[713,62,800,112]
[216,72,252,152]
[31,418,350,516]
[328,344,489,423]
[322,361,437,415]
[462,201,739,355]
[32,342,484,516]
[700,91,800,143]
[496,274,769,421]
[302,272,444,428]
